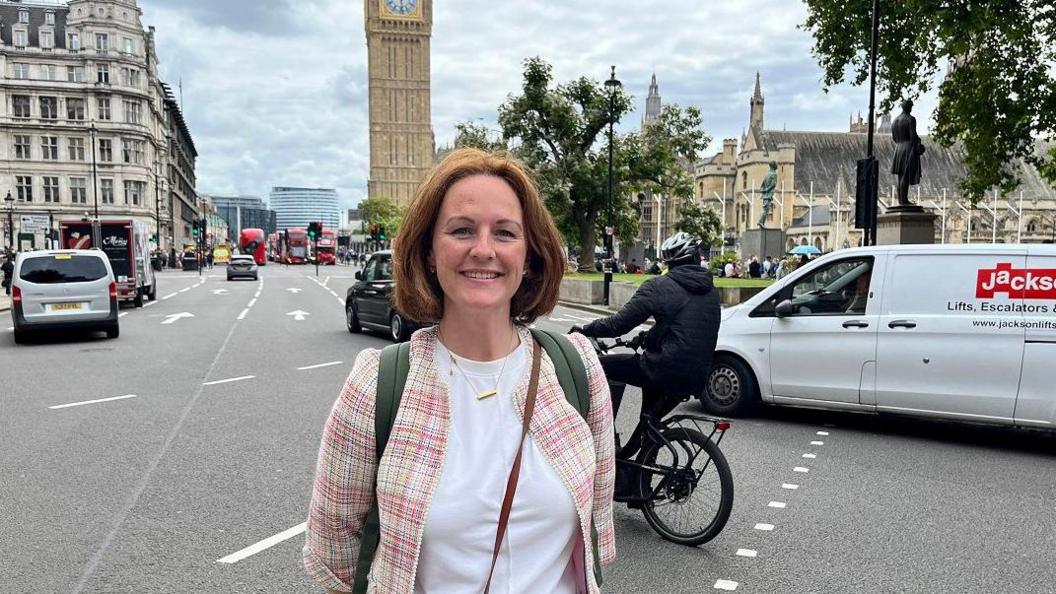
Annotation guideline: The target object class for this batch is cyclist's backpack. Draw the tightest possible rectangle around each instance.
[351,328,602,594]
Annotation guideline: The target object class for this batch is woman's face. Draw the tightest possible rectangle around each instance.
[430,174,528,318]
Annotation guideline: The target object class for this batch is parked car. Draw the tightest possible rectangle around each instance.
[226,255,259,281]
[345,250,420,342]
[704,243,1056,430]
[10,249,119,344]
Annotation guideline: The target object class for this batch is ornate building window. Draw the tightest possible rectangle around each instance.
[41,65,57,81]
[98,98,111,120]
[1027,219,1038,233]
[16,176,33,202]
[742,171,748,190]
[70,177,87,204]
[67,66,84,82]
[67,98,86,121]
[69,33,81,51]
[13,30,28,48]
[45,12,55,26]
[40,97,59,120]
[98,138,113,162]
[123,180,145,206]
[18,9,29,24]
[14,135,31,160]
[13,63,29,79]
[69,137,86,161]
[43,177,60,203]
[97,63,110,84]
[96,33,109,52]
[101,179,115,204]
[12,95,31,119]
[41,136,59,160]
[40,31,54,50]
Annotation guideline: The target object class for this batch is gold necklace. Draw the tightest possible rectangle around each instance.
[438,327,518,400]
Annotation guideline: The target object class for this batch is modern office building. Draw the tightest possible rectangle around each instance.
[269,186,339,230]
[0,0,195,252]
[205,194,276,236]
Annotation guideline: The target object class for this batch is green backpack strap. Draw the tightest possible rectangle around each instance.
[353,342,410,594]
[530,328,603,586]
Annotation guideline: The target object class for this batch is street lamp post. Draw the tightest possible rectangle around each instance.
[153,160,162,252]
[89,121,101,246]
[603,65,622,306]
[4,191,14,251]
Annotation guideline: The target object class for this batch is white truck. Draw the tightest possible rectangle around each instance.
[59,219,157,307]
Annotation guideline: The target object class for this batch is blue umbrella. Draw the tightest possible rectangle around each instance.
[789,245,821,256]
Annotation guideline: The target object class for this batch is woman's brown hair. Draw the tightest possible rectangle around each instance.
[393,148,566,324]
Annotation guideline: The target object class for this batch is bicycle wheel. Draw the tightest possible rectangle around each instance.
[636,427,733,546]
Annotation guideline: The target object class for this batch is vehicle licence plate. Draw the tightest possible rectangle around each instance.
[50,302,83,311]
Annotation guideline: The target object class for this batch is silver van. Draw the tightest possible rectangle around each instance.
[10,250,120,344]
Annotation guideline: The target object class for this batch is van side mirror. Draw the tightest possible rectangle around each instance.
[354,270,362,280]
[775,299,796,318]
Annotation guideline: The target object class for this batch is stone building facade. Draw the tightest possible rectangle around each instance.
[0,0,193,252]
[364,0,435,207]
[694,74,1056,257]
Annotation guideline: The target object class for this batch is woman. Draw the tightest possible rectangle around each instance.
[303,148,616,593]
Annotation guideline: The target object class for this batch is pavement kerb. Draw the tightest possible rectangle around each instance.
[556,300,654,326]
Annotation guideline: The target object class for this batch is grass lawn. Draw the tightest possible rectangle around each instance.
[566,272,772,288]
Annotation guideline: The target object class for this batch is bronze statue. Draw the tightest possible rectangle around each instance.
[891,99,926,207]
[758,161,777,228]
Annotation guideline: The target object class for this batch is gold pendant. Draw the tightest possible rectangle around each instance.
[476,389,498,400]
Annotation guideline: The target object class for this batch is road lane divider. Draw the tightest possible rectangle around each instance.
[297,360,343,371]
[811,440,824,445]
[216,522,306,564]
[754,523,774,531]
[203,375,255,386]
[49,394,137,410]
[237,308,250,320]
[767,501,786,509]
[118,312,128,318]
[782,483,799,490]
[735,549,757,558]
[802,453,817,459]
[793,466,809,473]
[162,293,177,300]
[247,298,257,308]
[714,579,739,591]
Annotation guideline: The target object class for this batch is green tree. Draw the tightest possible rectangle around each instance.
[358,196,405,237]
[802,0,1056,200]
[454,121,507,152]
[498,57,710,271]
[673,199,722,247]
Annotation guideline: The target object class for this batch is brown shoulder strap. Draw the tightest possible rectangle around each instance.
[483,338,541,594]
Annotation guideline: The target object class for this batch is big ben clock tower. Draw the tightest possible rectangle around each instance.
[365,0,435,206]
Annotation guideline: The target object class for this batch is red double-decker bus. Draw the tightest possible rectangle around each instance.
[315,229,337,265]
[239,228,267,266]
[285,228,308,264]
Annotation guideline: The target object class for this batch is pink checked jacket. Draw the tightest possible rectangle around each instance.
[303,326,616,593]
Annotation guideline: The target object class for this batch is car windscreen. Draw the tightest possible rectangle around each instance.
[19,255,108,284]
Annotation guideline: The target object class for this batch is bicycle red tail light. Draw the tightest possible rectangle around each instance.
[716,421,731,431]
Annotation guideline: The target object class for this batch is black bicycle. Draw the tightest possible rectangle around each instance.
[593,332,734,546]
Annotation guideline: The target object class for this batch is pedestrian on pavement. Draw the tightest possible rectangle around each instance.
[2,253,14,296]
[748,255,761,278]
[762,256,773,277]
[206,250,214,269]
[303,147,615,594]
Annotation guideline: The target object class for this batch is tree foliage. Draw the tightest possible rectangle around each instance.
[454,122,507,152]
[802,0,1056,200]
[358,196,405,236]
[674,199,723,247]
[497,57,710,271]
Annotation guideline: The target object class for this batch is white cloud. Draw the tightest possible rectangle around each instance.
[140,0,938,211]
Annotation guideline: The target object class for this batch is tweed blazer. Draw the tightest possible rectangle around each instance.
[303,325,616,593]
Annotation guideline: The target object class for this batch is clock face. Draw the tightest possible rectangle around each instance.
[384,0,418,16]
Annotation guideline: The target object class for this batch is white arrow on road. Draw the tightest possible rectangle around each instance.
[286,310,310,321]
[162,312,195,325]
[212,289,229,295]
[286,288,302,294]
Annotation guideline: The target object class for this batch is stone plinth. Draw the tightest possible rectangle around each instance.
[877,207,938,245]
[741,228,786,260]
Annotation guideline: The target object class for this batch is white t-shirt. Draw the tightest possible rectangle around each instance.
[414,340,579,594]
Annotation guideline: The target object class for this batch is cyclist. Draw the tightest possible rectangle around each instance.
[572,232,721,417]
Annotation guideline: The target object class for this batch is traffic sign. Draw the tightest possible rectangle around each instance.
[20,215,49,234]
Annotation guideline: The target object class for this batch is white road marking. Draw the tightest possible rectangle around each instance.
[817,431,830,436]
[336,298,344,306]
[327,290,338,297]
[178,287,190,293]
[782,483,799,490]
[286,310,310,321]
[802,453,817,459]
[49,394,137,410]
[216,522,307,564]
[811,441,824,445]
[793,466,810,473]
[564,313,601,322]
[118,312,128,318]
[212,289,229,295]
[714,579,739,591]
[754,523,774,531]
[161,312,194,325]
[768,501,787,509]
[247,298,257,307]
[322,276,330,287]
[203,375,255,386]
[237,308,249,321]
[254,291,261,298]
[144,301,156,307]
[5,326,12,331]
[548,317,574,322]
[297,361,343,371]
[286,288,302,294]
[735,549,757,558]
[162,293,177,300]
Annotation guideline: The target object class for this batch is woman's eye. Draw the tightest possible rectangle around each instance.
[496,229,517,239]
[450,227,472,237]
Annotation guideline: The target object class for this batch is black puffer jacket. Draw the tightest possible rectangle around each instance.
[583,264,721,393]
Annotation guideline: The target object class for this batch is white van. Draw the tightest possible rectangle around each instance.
[703,244,1056,429]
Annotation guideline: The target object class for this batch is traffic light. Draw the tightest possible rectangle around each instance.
[200,217,208,236]
[378,225,386,241]
[191,222,200,237]
[308,221,321,239]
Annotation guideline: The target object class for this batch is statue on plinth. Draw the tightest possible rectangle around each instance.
[758,161,778,228]
[891,99,926,207]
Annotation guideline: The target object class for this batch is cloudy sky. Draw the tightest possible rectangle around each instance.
[139,0,940,211]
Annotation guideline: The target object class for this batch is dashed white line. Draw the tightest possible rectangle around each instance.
[793,466,810,473]
[144,301,156,307]
[216,522,307,564]
[802,453,817,459]
[811,441,824,446]
[178,287,190,293]
[247,298,257,307]
[162,293,177,300]
[782,483,799,490]
[754,523,774,531]
[328,290,338,297]
[49,394,137,410]
[714,579,739,591]
[336,298,344,306]
[735,549,757,558]
[203,375,255,386]
[297,361,343,371]
[768,501,787,509]
[817,431,830,436]
[237,308,250,320]
[118,312,128,318]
